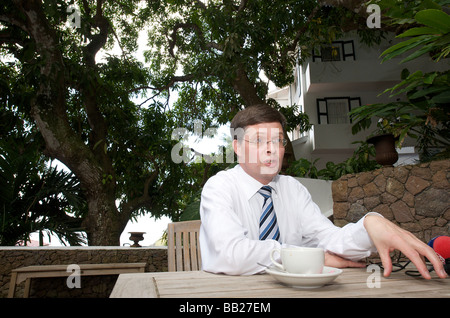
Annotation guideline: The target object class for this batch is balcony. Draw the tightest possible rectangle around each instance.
[304,34,445,94]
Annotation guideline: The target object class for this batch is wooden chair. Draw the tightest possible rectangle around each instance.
[167,220,202,272]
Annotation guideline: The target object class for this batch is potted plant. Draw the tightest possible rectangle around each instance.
[366,119,400,166]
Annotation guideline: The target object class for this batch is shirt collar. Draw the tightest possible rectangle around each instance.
[235,164,279,200]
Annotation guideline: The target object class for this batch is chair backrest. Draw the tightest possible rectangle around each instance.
[167,220,202,272]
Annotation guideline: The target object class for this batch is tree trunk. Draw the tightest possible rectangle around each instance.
[231,66,265,107]
[82,189,127,245]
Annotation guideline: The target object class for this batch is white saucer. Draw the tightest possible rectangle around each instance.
[265,266,342,289]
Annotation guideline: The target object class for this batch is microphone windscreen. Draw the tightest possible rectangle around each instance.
[429,236,450,259]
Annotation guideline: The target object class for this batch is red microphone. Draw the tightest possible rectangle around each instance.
[428,236,450,274]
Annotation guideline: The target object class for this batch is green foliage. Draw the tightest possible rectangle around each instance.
[0,132,87,246]
[380,8,450,63]
[285,158,320,179]
[317,142,381,180]
[146,1,377,115]
[268,101,312,134]
[286,142,380,180]
[0,60,87,245]
[178,159,236,222]
[350,1,450,160]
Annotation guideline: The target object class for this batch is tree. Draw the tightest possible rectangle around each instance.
[0,0,210,245]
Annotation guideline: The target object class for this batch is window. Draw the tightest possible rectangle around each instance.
[321,45,341,62]
[317,97,361,124]
[312,40,355,62]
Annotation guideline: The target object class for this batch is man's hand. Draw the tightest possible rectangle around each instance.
[363,214,447,279]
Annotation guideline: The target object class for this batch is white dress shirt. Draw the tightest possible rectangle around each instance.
[199,164,377,275]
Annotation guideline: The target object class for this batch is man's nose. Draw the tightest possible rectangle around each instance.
[266,141,277,153]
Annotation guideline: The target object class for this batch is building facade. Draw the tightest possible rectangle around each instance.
[268,31,444,169]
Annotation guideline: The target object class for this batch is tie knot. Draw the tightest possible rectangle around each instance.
[258,186,272,198]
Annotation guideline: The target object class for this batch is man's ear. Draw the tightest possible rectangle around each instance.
[233,139,241,159]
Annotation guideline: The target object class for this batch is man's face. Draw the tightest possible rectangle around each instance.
[233,122,285,185]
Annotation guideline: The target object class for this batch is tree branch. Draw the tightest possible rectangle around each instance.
[78,0,113,176]
[120,168,159,219]
[230,65,264,107]
[281,6,320,59]
[83,0,109,66]
[319,0,366,14]
[193,0,207,10]
[238,0,248,12]
[168,22,222,58]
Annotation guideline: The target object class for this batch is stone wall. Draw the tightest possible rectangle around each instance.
[0,246,167,298]
[332,159,449,243]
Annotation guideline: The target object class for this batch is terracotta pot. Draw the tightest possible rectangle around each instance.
[367,134,399,166]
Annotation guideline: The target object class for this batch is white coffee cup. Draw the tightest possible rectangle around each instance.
[270,247,324,274]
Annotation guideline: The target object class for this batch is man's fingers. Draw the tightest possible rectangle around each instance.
[402,249,432,279]
[399,234,447,279]
[378,249,393,277]
[386,234,432,279]
[364,215,447,279]
[417,242,447,279]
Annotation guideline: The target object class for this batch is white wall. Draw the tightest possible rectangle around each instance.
[295,177,333,218]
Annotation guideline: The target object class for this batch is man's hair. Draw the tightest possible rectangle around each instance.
[230,104,287,139]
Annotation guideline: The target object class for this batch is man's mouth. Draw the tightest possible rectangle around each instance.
[262,159,278,167]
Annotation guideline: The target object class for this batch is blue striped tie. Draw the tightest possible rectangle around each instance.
[258,186,280,241]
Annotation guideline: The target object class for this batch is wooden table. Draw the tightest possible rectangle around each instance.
[110,266,450,298]
[8,263,146,298]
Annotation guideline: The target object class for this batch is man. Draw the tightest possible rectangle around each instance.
[199,104,447,279]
